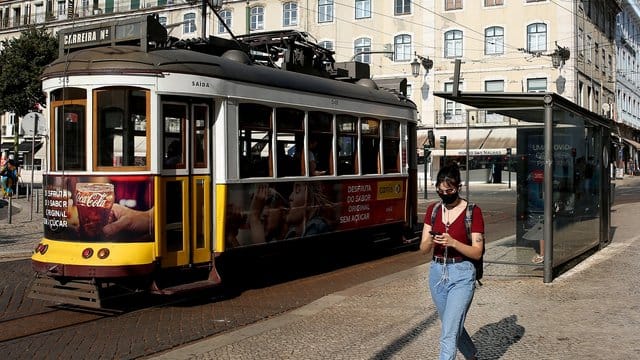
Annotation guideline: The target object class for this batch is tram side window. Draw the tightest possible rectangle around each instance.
[276,108,304,177]
[337,115,358,175]
[51,88,87,171]
[163,103,187,169]
[383,121,400,174]
[308,111,333,176]
[361,118,381,175]
[95,88,149,169]
[239,103,273,178]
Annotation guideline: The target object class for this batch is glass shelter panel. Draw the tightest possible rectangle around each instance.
[514,110,603,268]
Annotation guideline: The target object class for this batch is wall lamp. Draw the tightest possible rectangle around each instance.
[411,52,434,77]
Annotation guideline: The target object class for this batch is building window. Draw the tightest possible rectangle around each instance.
[183,13,196,34]
[485,80,504,92]
[218,10,232,33]
[250,7,264,31]
[445,0,462,11]
[354,37,371,63]
[578,28,584,57]
[355,0,371,19]
[283,2,297,27]
[394,34,412,62]
[444,30,463,58]
[319,40,334,51]
[395,0,411,15]
[444,82,463,123]
[485,26,504,55]
[527,23,547,53]
[131,0,140,11]
[527,78,547,92]
[318,0,333,23]
[484,0,503,6]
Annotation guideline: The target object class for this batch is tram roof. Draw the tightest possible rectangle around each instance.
[42,46,416,113]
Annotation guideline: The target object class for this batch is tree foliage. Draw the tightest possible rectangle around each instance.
[0,26,58,117]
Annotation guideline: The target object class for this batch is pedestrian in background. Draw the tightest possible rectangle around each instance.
[419,163,485,360]
[0,159,19,198]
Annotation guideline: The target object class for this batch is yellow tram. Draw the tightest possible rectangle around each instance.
[30,16,420,307]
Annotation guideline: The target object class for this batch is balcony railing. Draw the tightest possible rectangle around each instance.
[0,0,177,30]
[434,110,520,128]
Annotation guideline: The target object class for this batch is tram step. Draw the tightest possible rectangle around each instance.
[29,276,102,308]
[150,279,220,296]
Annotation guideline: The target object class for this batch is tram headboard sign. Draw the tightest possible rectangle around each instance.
[58,15,168,56]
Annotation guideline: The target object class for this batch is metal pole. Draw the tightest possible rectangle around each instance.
[201,0,207,39]
[8,196,12,224]
[466,115,471,198]
[543,96,554,283]
[423,145,428,199]
[508,148,512,189]
[246,0,250,34]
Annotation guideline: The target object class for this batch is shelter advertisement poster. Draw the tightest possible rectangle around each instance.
[43,175,154,242]
[225,178,406,248]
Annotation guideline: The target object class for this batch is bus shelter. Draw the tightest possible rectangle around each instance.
[433,92,612,282]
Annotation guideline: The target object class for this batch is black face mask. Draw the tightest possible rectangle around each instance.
[438,192,459,205]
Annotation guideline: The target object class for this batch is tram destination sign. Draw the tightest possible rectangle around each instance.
[58,15,168,56]
[63,27,111,48]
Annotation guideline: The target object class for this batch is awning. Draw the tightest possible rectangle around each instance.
[18,141,44,153]
[622,137,640,150]
[418,128,516,156]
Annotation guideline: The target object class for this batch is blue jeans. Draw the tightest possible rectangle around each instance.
[429,260,477,360]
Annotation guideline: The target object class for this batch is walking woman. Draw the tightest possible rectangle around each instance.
[420,163,485,360]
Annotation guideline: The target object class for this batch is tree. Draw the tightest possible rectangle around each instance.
[0,26,58,117]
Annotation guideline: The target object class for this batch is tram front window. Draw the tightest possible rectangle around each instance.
[95,87,149,169]
[51,88,87,171]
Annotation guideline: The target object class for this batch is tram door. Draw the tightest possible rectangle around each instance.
[159,100,213,267]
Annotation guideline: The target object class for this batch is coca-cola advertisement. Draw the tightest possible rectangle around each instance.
[43,175,154,242]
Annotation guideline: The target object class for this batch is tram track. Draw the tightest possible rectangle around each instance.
[0,308,104,343]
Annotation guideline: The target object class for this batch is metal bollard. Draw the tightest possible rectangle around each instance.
[36,189,40,213]
[8,196,12,224]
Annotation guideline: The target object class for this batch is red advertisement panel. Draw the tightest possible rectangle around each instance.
[225,178,406,248]
[43,175,154,242]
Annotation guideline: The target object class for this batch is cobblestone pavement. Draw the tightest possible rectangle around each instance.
[2,180,640,359]
[0,193,43,262]
[151,178,640,360]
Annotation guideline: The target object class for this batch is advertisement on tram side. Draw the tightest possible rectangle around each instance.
[42,175,154,242]
[225,178,406,248]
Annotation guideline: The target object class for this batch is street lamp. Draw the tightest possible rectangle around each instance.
[411,52,434,77]
[548,42,570,68]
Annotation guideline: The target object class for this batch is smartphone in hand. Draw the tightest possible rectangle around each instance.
[429,230,442,236]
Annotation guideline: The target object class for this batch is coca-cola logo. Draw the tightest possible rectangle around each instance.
[76,192,110,207]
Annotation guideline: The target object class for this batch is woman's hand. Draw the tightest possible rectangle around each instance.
[432,233,457,249]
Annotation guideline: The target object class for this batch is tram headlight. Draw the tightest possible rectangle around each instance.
[97,248,110,259]
[82,248,94,259]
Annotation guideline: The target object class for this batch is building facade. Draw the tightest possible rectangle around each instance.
[0,0,635,177]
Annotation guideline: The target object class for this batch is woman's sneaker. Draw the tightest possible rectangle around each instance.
[531,254,544,264]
